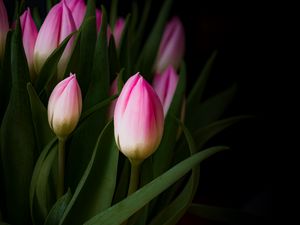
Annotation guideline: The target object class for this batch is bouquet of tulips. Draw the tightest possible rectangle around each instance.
[0,0,245,224]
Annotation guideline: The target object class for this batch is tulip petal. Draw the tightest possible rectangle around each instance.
[20,8,38,76]
[48,74,82,138]
[65,0,86,28]
[155,17,185,73]
[34,3,62,73]
[153,66,179,115]
[114,73,164,162]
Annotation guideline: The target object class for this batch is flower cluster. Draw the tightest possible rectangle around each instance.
[0,0,240,225]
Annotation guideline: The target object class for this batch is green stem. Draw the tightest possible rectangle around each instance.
[127,162,141,196]
[57,138,66,199]
[122,161,141,225]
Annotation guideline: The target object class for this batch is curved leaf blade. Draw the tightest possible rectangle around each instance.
[84,146,228,225]
[0,20,36,225]
[44,190,72,225]
[35,32,75,94]
[60,121,119,225]
[187,83,237,130]
[136,0,172,78]
[27,83,54,153]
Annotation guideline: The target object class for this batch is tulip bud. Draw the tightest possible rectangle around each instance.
[34,1,76,77]
[112,18,125,48]
[114,73,164,164]
[108,77,118,119]
[48,74,82,139]
[20,8,38,79]
[155,17,185,73]
[65,0,86,29]
[96,9,102,32]
[0,0,9,60]
[153,66,179,115]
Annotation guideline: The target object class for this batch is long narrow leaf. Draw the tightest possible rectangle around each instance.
[84,146,227,225]
[187,51,217,106]
[66,8,110,191]
[44,190,72,225]
[187,83,237,130]
[35,32,75,94]
[0,20,36,225]
[76,0,97,96]
[27,83,54,153]
[153,63,186,177]
[136,0,172,78]
[149,120,199,225]
[60,121,119,225]
[30,138,57,225]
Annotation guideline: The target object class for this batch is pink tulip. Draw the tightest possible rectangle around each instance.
[112,18,125,48]
[34,0,76,78]
[108,77,118,119]
[65,0,86,29]
[48,74,82,139]
[0,0,9,60]
[96,9,102,32]
[153,66,179,115]
[114,73,164,164]
[20,8,38,78]
[155,17,185,73]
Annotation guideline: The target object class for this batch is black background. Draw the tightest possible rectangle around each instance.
[3,0,273,224]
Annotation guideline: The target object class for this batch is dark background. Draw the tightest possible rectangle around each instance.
[3,0,273,224]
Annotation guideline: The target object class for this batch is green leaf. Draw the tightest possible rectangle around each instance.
[65,9,110,189]
[60,121,119,225]
[119,15,132,80]
[64,32,81,80]
[30,138,57,225]
[173,116,250,167]
[188,203,264,225]
[0,19,36,225]
[32,7,42,29]
[35,145,57,221]
[193,116,252,148]
[187,51,217,106]
[84,146,227,225]
[27,83,55,153]
[136,0,172,78]
[108,37,120,80]
[187,84,237,130]
[152,63,186,177]
[44,190,72,225]
[0,31,12,123]
[35,32,75,95]
[148,122,199,225]
[129,2,139,36]
[131,0,151,63]
[83,6,109,110]
[75,1,97,96]
[109,0,118,29]
[112,156,130,204]
[79,95,118,123]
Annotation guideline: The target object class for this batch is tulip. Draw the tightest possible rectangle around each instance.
[112,18,125,48]
[96,9,102,32]
[154,17,185,73]
[20,8,38,79]
[114,73,164,164]
[48,74,82,139]
[0,0,9,60]
[153,66,179,115]
[65,0,86,29]
[34,1,76,78]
